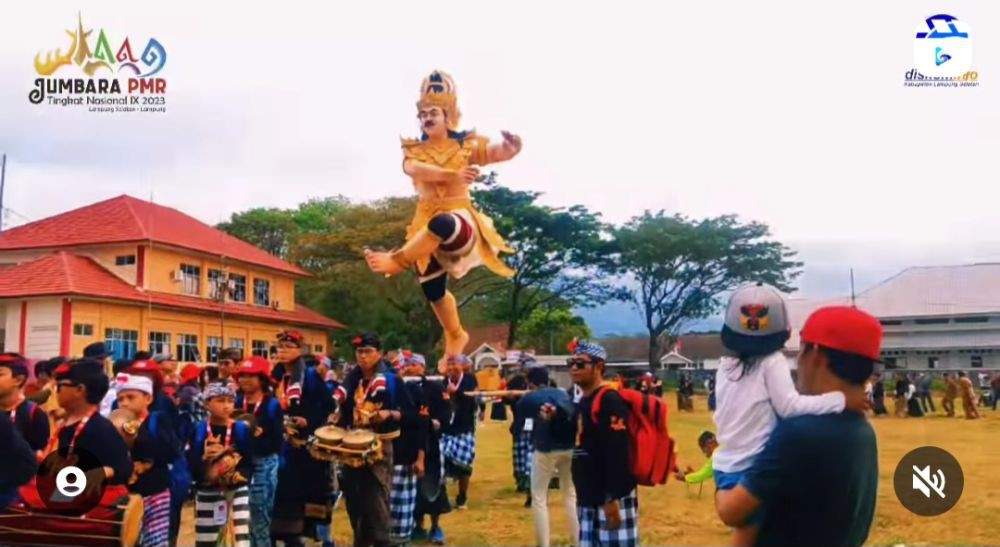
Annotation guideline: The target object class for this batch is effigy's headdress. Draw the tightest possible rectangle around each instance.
[417,70,461,130]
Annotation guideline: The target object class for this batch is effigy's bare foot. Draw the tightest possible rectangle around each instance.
[364,248,405,276]
[445,328,470,359]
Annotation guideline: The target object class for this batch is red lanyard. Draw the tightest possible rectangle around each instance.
[242,395,265,416]
[61,409,97,455]
[206,421,234,448]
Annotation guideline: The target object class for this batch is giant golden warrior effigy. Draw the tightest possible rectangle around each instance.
[365,71,523,363]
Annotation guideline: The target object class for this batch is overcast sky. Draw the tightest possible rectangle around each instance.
[2,1,998,334]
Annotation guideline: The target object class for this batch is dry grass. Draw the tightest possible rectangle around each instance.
[182,397,1000,546]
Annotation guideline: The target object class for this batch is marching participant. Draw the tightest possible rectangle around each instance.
[335,333,409,547]
[234,356,285,547]
[505,357,532,500]
[0,353,50,455]
[50,359,133,489]
[187,383,254,547]
[389,352,430,546]
[440,354,477,510]
[114,373,180,547]
[411,356,453,546]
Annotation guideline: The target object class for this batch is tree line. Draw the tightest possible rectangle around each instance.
[217,175,801,366]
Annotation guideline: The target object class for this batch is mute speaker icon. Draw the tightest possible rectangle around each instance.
[912,465,946,499]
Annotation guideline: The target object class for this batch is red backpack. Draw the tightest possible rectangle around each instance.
[591,385,676,487]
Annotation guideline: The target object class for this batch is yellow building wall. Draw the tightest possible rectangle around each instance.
[69,299,329,361]
[79,244,143,286]
[143,245,298,312]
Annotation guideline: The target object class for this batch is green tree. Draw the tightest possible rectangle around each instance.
[471,176,620,347]
[516,307,592,354]
[614,211,801,367]
[217,208,298,259]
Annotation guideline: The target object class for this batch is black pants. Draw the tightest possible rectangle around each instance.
[342,443,394,547]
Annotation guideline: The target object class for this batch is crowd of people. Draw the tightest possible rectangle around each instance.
[1,284,997,547]
[866,369,995,420]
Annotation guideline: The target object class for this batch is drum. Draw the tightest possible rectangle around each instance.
[307,429,396,468]
[0,485,143,547]
[343,429,376,450]
[307,425,348,462]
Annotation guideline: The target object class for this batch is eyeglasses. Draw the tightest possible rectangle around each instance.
[56,381,80,391]
[567,358,592,369]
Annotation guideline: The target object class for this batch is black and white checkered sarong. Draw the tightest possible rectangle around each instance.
[390,464,418,543]
[512,430,533,486]
[441,432,476,473]
[578,490,639,547]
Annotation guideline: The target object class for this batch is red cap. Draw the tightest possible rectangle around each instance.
[235,356,273,382]
[126,360,165,394]
[800,306,883,361]
[180,364,201,384]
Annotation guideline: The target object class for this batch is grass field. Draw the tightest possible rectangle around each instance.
[182,396,1000,546]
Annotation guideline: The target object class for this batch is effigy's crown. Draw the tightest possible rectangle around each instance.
[417,70,461,130]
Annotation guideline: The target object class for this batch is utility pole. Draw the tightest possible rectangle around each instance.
[0,153,6,232]
[850,268,856,307]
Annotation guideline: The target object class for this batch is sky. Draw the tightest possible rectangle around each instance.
[2,1,998,335]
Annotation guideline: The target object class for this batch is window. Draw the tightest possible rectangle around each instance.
[180,264,201,296]
[883,357,898,369]
[254,279,270,306]
[955,316,989,324]
[927,357,939,369]
[208,270,225,300]
[115,255,136,266]
[252,340,269,358]
[915,318,949,325]
[229,338,245,351]
[207,336,223,362]
[314,344,325,354]
[879,320,902,326]
[73,323,94,336]
[229,274,247,303]
[176,334,200,362]
[105,328,139,361]
[971,355,983,368]
[148,331,171,355]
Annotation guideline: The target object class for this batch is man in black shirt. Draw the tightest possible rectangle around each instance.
[568,340,638,547]
[389,352,431,545]
[506,357,532,497]
[234,356,285,547]
[439,354,478,510]
[715,306,881,547]
[52,359,133,501]
[0,415,36,506]
[411,360,453,546]
[0,353,50,455]
[871,372,887,415]
[335,333,407,547]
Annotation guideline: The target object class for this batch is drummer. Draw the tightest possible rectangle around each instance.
[334,332,411,547]
[233,356,285,547]
[271,340,334,546]
[0,353,50,456]
[114,373,180,547]
[388,352,431,546]
[405,354,453,546]
[50,358,132,488]
[440,354,478,510]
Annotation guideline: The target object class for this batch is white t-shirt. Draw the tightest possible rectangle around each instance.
[712,351,846,473]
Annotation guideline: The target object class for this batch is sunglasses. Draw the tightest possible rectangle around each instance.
[567,358,593,369]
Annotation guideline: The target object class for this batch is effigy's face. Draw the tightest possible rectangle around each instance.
[418,106,447,139]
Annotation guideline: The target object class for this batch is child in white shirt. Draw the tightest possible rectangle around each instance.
[712,284,866,546]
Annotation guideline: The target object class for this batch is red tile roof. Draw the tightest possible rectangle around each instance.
[0,195,308,276]
[0,252,342,329]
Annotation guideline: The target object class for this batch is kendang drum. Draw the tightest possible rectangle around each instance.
[307,425,347,462]
[0,484,143,547]
[307,428,398,468]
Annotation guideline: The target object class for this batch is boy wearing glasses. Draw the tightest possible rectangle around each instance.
[334,332,408,547]
[566,340,638,547]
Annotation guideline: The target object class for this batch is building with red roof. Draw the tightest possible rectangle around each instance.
[0,195,342,361]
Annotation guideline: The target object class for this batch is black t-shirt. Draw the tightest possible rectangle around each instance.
[129,411,180,497]
[571,389,635,507]
[444,373,478,435]
[234,394,285,457]
[0,417,36,501]
[393,379,429,466]
[10,400,50,452]
[742,412,878,547]
[55,413,132,485]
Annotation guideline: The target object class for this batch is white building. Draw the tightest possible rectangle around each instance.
[788,264,1000,371]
